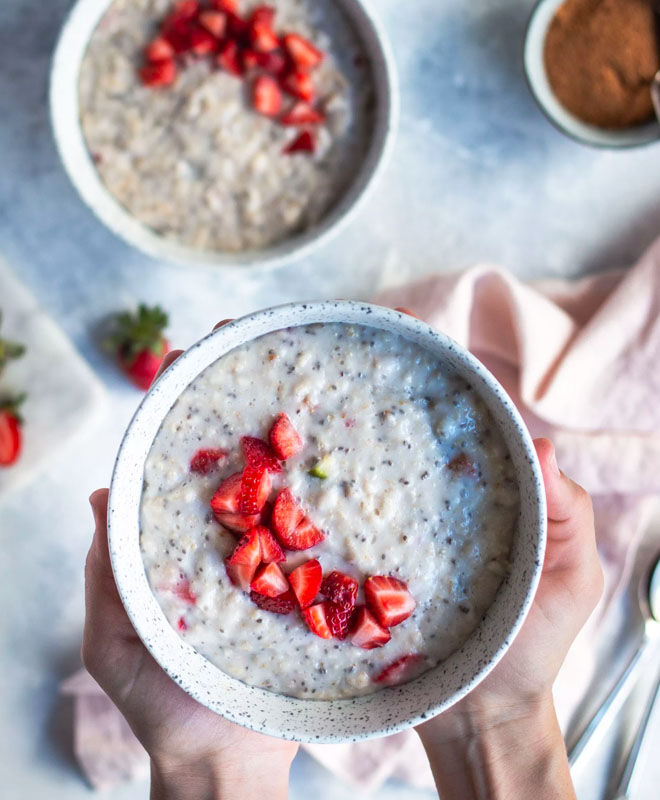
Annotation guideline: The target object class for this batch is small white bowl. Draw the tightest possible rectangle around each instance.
[524,0,660,148]
[49,0,398,269]
[108,301,546,743]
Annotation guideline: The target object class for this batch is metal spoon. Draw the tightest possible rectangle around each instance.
[568,555,660,769]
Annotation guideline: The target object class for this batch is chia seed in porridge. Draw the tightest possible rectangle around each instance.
[140,323,520,700]
[78,0,375,252]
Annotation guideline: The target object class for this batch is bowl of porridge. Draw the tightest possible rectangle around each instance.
[107,301,546,742]
[50,0,397,268]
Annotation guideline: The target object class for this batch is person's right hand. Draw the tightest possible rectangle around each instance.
[416,438,603,799]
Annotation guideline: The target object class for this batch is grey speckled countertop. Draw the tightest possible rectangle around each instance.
[1,0,660,798]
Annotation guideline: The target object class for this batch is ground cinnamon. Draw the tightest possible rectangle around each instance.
[544,0,660,129]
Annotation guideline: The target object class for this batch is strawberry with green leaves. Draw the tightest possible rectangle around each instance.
[107,304,170,391]
[0,394,25,467]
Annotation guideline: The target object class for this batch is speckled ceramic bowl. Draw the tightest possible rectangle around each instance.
[524,0,660,149]
[49,0,397,270]
[108,301,546,743]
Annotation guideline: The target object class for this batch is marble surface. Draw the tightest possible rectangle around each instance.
[1,0,660,797]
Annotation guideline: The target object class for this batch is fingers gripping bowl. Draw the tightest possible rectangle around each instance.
[108,301,546,742]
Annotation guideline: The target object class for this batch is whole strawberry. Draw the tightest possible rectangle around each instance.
[107,304,170,391]
[0,394,25,467]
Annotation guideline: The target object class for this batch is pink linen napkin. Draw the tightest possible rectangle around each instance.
[62,239,660,791]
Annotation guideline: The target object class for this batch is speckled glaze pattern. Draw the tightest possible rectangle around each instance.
[108,301,546,743]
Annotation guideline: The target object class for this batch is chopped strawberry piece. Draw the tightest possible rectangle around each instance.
[171,0,200,19]
[288,559,322,608]
[321,571,358,607]
[198,9,227,38]
[250,589,296,614]
[241,48,260,71]
[145,36,175,62]
[249,5,275,26]
[189,24,219,55]
[251,562,289,597]
[210,472,262,531]
[174,577,197,605]
[302,602,333,639]
[271,489,325,550]
[214,510,261,533]
[227,12,250,41]
[268,412,303,459]
[177,616,188,631]
[139,59,177,87]
[364,576,416,628]
[447,452,477,477]
[282,33,324,71]
[250,21,279,53]
[210,0,237,12]
[216,40,242,75]
[251,525,285,563]
[241,436,282,473]
[280,101,325,126]
[349,606,391,649]
[281,70,314,101]
[238,465,271,514]
[326,601,353,639]
[259,499,274,526]
[374,654,426,686]
[255,50,287,75]
[282,130,315,155]
[253,75,282,116]
[189,448,227,474]
[0,410,22,466]
[225,530,261,590]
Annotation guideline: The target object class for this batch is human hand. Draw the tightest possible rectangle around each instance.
[83,319,298,800]
[416,438,603,799]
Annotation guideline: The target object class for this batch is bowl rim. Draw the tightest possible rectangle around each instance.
[107,300,547,743]
[49,0,399,271]
[523,0,660,150]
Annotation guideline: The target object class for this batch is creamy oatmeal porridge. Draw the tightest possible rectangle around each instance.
[140,323,520,700]
[78,0,375,252]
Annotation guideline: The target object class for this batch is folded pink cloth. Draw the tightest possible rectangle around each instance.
[62,239,660,791]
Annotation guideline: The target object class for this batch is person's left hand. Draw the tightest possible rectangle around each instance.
[83,320,298,800]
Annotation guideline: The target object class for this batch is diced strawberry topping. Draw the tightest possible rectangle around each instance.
[227,12,250,41]
[280,101,325,126]
[288,559,322,608]
[189,24,219,55]
[250,5,275,27]
[145,36,175,62]
[213,510,261,533]
[238,465,271,514]
[374,654,426,686]
[189,447,227,474]
[282,33,324,71]
[225,530,261,591]
[326,601,353,639]
[253,75,282,116]
[349,606,391,649]
[210,472,261,531]
[171,0,200,19]
[210,0,237,12]
[250,589,297,614]
[249,6,278,52]
[241,48,260,71]
[198,9,226,38]
[139,59,177,87]
[364,576,416,628]
[321,571,358,608]
[216,39,242,75]
[281,70,314,101]
[250,562,289,597]
[253,525,285,563]
[174,576,197,605]
[302,602,333,639]
[268,412,303,460]
[271,489,325,550]
[282,130,315,155]
[241,436,282,473]
[255,50,287,75]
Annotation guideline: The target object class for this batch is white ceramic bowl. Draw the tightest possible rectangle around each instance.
[49,0,398,269]
[524,0,660,148]
[108,301,546,743]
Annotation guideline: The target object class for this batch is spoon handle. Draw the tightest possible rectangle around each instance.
[609,666,660,800]
[568,638,656,769]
